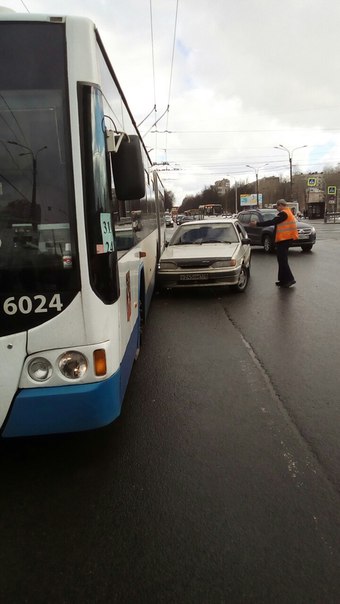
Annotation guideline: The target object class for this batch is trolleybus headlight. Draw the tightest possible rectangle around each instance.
[58,351,88,379]
[28,357,53,382]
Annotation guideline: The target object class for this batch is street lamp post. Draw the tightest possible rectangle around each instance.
[234,180,238,214]
[7,141,47,229]
[274,144,307,201]
[246,164,268,207]
[226,176,238,214]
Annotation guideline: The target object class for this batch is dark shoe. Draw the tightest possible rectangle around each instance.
[275,281,281,286]
[281,280,296,288]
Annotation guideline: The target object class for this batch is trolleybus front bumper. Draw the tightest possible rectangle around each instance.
[2,373,121,438]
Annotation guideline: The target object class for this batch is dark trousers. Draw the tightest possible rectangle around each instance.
[276,240,295,284]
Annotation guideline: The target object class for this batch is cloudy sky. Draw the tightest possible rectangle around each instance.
[5,0,340,204]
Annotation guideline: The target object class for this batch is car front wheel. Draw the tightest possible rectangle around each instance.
[231,265,249,292]
[301,244,313,252]
[263,234,274,253]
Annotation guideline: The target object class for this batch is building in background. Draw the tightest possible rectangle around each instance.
[215,179,230,196]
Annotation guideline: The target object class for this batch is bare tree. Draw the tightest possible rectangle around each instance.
[164,189,175,211]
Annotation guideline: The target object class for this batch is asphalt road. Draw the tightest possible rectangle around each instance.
[1,221,340,604]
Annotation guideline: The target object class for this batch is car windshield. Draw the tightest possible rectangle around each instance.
[170,223,239,245]
[259,211,278,221]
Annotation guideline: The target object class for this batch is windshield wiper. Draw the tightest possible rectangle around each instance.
[200,240,232,244]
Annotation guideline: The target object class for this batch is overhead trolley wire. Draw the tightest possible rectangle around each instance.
[149,0,157,112]
[143,0,180,164]
[139,0,159,141]
[163,0,179,158]
[152,127,340,134]
[143,107,170,138]
[19,0,30,12]
[138,104,156,128]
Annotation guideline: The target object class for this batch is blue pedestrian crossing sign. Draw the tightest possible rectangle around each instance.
[327,186,337,195]
[307,177,317,186]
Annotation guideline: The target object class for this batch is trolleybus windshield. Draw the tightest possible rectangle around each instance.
[0,22,79,335]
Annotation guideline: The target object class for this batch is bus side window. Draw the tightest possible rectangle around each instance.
[79,84,119,304]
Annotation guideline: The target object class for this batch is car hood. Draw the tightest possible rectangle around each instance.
[161,242,240,260]
[297,220,313,229]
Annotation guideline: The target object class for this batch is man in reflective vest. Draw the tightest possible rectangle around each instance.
[252,199,298,287]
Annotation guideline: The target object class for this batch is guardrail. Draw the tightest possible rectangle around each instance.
[324,212,340,223]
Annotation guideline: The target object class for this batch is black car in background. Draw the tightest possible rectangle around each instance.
[238,208,316,253]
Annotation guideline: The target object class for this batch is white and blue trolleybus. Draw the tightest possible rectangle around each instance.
[0,9,166,437]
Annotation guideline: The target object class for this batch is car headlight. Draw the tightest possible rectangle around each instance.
[310,226,316,234]
[159,261,177,270]
[28,357,53,382]
[212,259,237,268]
[58,351,88,379]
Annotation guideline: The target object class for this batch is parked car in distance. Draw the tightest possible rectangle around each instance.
[176,214,186,225]
[237,208,316,253]
[115,221,138,253]
[180,216,194,224]
[157,218,251,292]
[165,214,174,227]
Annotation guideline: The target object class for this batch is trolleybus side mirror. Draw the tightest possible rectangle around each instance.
[110,135,145,201]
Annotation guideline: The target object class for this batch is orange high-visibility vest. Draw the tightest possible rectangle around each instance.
[275,207,298,242]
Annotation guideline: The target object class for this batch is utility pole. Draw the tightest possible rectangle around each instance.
[246,164,268,207]
[274,144,307,202]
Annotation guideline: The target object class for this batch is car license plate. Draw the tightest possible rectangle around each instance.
[299,234,309,240]
[180,273,208,281]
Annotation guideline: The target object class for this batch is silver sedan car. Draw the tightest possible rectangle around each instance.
[157,218,251,292]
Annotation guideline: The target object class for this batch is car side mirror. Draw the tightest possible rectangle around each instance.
[241,238,251,244]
